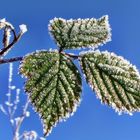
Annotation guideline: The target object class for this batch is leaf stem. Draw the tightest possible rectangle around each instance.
[61,52,79,59]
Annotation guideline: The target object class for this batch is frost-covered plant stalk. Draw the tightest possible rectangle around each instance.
[1,15,140,138]
[0,63,45,140]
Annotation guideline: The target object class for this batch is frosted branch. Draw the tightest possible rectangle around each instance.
[0,63,45,140]
[0,18,27,56]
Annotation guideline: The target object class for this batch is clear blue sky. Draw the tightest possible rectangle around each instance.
[0,0,140,140]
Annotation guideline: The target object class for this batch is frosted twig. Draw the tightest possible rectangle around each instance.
[0,57,23,64]
[0,19,27,56]
[0,104,7,115]
[6,63,15,133]
[0,63,45,140]
[13,98,30,140]
[11,89,21,116]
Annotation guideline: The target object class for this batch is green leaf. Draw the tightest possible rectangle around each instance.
[20,51,82,136]
[49,16,111,50]
[80,50,140,115]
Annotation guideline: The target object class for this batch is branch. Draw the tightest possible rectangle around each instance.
[0,19,27,57]
[0,30,22,56]
[7,63,15,135]
[13,99,30,140]
[0,57,23,64]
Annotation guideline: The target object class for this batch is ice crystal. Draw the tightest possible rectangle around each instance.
[19,24,28,34]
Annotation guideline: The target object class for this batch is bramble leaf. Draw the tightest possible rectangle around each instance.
[49,16,111,50]
[80,50,140,115]
[20,51,82,136]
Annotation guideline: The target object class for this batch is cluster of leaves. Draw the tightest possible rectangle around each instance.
[1,16,140,138]
[19,15,140,137]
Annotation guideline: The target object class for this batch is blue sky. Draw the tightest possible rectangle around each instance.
[0,0,140,140]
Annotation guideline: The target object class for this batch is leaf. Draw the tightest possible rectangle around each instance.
[80,50,140,114]
[49,15,111,50]
[20,50,82,136]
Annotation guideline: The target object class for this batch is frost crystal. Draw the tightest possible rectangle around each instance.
[39,137,46,140]
[5,101,13,107]
[0,104,7,115]
[25,111,30,117]
[19,24,28,33]
[0,18,6,29]
[10,86,16,90]
[0,18,6,22]
[14,117,20,125]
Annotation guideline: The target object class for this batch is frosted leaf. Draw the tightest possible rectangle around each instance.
[49,15,111,50]
[20,50,82,136]
[80,50,140,114]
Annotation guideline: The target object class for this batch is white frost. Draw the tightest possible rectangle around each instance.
[25,111,30,117]
[19,24,28,33]
[0,18,6,23]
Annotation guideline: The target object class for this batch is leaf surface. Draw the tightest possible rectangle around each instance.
[20,51,82,136]
[80,50,140,114]
[49,16,111,50]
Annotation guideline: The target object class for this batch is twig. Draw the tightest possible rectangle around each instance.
[7,63,15,135]
[0,57,23,64]
[13,99,30,140]
[0,30,23,56]
[0,52,79,64]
